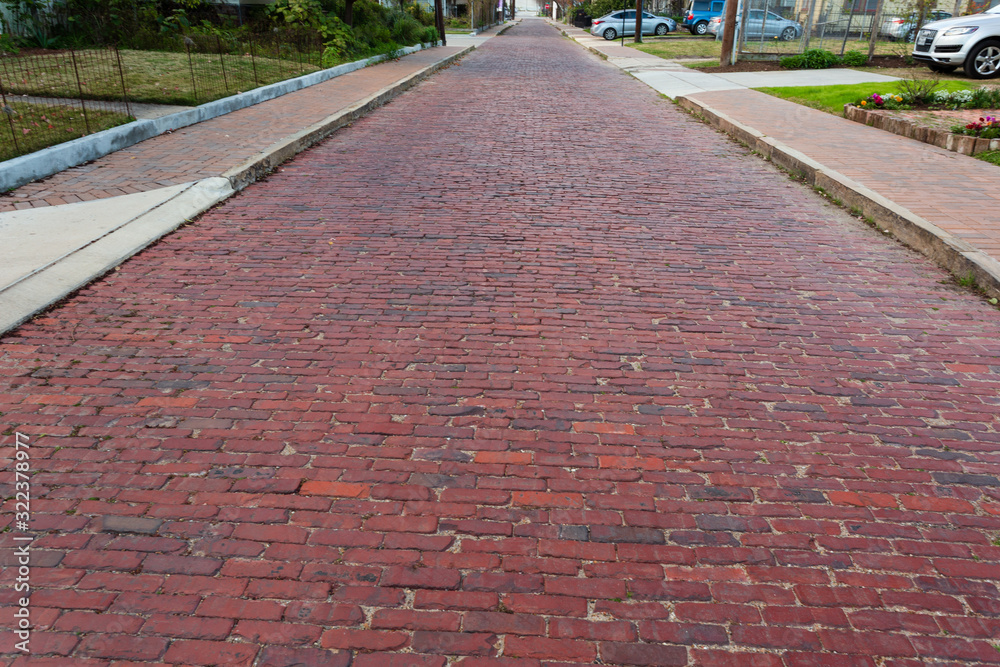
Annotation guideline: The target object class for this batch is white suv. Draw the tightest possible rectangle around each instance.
[912,5,1000,78]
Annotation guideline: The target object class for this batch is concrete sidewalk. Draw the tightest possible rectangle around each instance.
[0,27,509,335]
[555,21,1000,301]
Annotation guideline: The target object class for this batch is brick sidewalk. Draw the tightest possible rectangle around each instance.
[1,19,1000,667]
[0,47,464,212]
[688,88,1000,258]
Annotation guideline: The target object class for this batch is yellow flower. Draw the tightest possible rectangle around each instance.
[861,100,867,106]
[895,96,902,102]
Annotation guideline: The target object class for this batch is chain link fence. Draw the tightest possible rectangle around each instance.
[734,0,938,57]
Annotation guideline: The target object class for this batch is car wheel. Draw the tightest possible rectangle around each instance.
[602,27,617,40]
[655,23,668,35]
[694,20,708,35]
[928,62,957,73]
[780,26,796,41]
[964,39,1000,78]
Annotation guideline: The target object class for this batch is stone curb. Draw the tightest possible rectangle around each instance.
[224,45,473,190]
[0,46,473,336]
[677,94,1000,300]
[0,42,440,193]
[844,104,1000,156]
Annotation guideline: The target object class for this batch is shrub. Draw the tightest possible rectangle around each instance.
[781,49,839,69]
[896,77,940,105]
[840,50,867,67]
[420,26,439,43]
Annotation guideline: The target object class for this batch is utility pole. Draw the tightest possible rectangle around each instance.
[719,0,739,65]
[435,0,447,45]
[634,0,643,42]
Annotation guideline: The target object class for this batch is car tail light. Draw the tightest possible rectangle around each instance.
[892,18,905,23]
[687,12,693,19]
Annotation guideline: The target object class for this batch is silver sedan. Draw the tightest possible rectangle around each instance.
[707,10,802,41]
[590,11,677,40]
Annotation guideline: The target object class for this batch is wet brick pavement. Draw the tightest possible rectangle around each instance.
[1,19,1000,667]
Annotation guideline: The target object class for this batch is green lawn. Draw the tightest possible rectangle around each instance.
[2,48,323,107]
[631,34,914,61]
[0,101,132,161]
[977,149,1000,165]
[753,80,977,115]
[630,35,723,59]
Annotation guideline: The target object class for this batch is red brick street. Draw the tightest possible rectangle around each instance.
[2,20,1000,666]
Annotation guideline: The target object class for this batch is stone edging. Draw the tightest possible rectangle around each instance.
[843,104,1000,156]
[681,94,1000,300]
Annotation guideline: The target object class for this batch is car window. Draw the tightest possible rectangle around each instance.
[712,2,725,11]
[643,12,656,18]
[623,10,636,18]
[610,12,622,18]
[766,12,782,20]
[748,9,763,19]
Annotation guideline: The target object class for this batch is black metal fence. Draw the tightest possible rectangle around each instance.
[0,28,325,161]
[0,47,131,162]
[165,29,325,105]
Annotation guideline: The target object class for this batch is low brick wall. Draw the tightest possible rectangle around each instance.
[844,104,1000,155]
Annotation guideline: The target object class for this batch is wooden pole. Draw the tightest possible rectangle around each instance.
[719,0,739,65]
[867,0,884,62]
[436,0,446,44]
[634,0,643,42]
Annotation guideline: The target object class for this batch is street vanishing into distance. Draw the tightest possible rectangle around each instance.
[2,19,1000,667]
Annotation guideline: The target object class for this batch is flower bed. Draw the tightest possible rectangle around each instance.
[844,104,1000,156]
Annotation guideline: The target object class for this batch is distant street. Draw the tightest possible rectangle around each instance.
[2,19,1000,666]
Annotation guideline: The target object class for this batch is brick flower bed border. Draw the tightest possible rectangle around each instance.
[844,104,1000,155]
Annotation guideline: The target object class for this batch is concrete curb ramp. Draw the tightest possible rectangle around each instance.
[676,95,1000,300]
[0,46,472,336]
[0,179,234,334]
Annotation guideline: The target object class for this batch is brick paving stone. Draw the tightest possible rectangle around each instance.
[1,18,1000,666]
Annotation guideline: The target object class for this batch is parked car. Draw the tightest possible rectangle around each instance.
[590,10,677,39]
[880,10,951,42]
[706,9,802,41]
[912,4,1000,78]
[683,0,725,35]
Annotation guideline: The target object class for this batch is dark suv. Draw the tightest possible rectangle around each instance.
[683,0,725,35]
